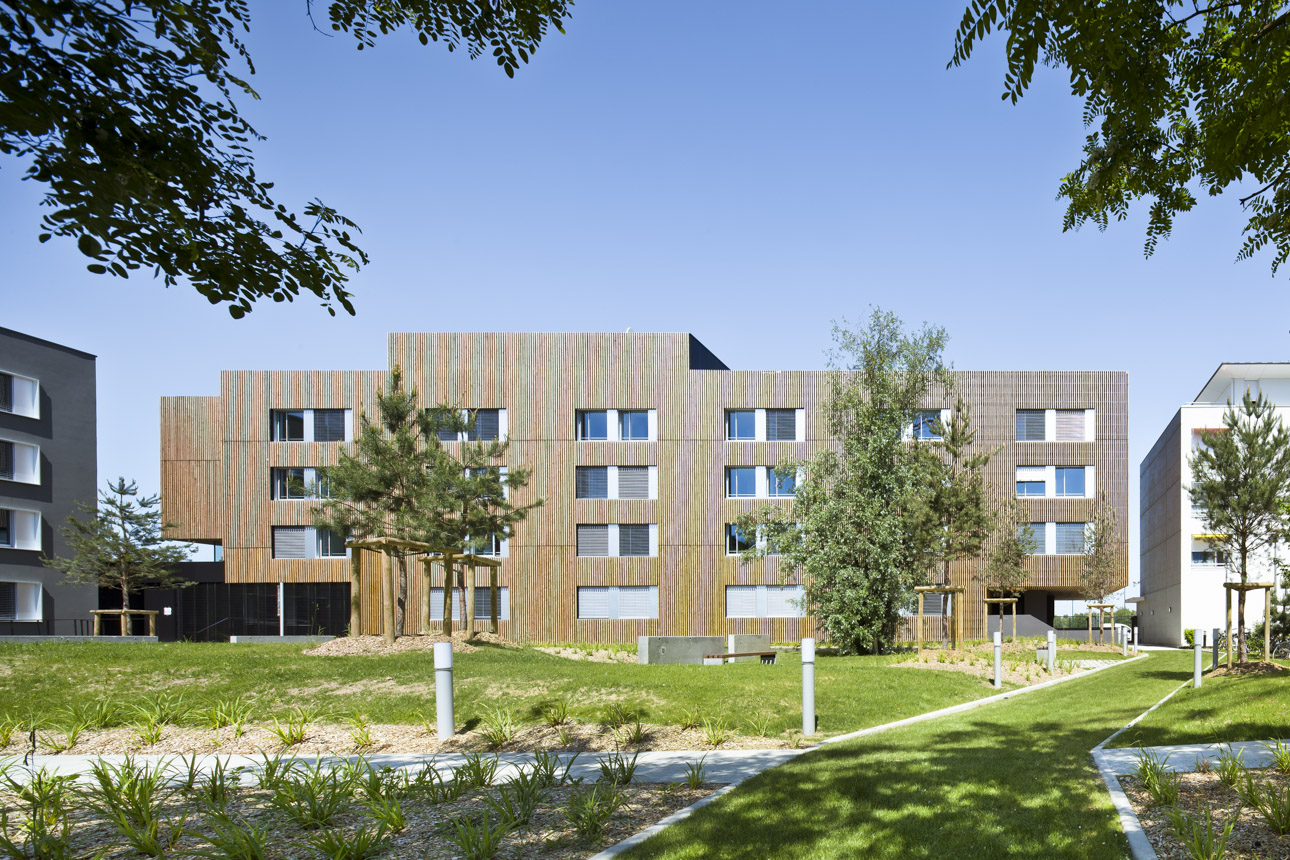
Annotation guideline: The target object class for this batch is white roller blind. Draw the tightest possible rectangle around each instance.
[576,525,609,556]
[1056,410,1085,441]
[766,586,805,618]
[473,587,508,620]
[272,527,309,559]
[617,586,657,619]
[1015,466,1046,482]
[577,587,611,619]
[617,467,649,499]
[725,586,758,618]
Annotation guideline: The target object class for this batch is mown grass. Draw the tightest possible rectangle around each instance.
[621,651,1194,860]
[1107,657,1290,748]
[0,641,1016,734]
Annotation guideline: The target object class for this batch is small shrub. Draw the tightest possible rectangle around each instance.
[0,716,20,747]
[1265,738,1290,774]
[564,784,625,841]
[745,714,773,738]
[404,763,467,804]
[1239,775,1290,835]
[254,753,300,791]
[268,709,310,748]
[83,755,175,829]
[306,825,391,860]
[1193,755,1213,775]
[361,791,407,833]
[683,756,707,789]
[597,750,639,786]
[1133,749,1181,806]
[268,761,353,830]
[64,699,122,730]
[455,752,499,789]
[445,814,511,860]
[530,751,580,788]
[1166,802,1235,860]
[615,719,648,746]
[480,707,518,749]
[195,695,255,730]
[1216,746,1245,787]
[555,725,575,748]
[39,720,87,753]
[679,709,702,731]
[132,693,189,727]
[543,699,570,727]
[347,714,375,751]
[486,774,547,827]
[134,715,163,746]
[603,702,634,730]
[1184,628,1196,647]
[702,718,732,748]
[194,758,241,812]
[193,811,273,860]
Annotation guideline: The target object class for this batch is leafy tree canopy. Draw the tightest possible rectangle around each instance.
[977,500,1036,597]
[951,1,1290,275]
[1,0,571,318]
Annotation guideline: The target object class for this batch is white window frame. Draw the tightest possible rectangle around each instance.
[725,584,806,618]
[271,467,331,500]
[429,587,510,621]
[270,525,350,559]
[0,580,43,622]
[0,439,40,485]
[270,409,353,443]
[0,508,41,551]
[577,585,659,620]
[0,371,39,419]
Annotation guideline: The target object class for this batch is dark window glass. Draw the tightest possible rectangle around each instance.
[314,410,346,442]
[0,374,11,413]
[271,410,306,442]
[317,529,348,557]
[912,411,942,440]
[727,410,755,440]
[727,467,757,497]
[577,411,608,441]
[766,410,797,441]
[469,409,500,442]
[1055,467,1086,497]
[1016,410,1046,442]
[619,524,650,556]
[272,468,307,500]
[768,467,796,497]
[474,534,503,557]
[575,466,609,499]
[0,583,14,620]
[0,509,10,546]
[0,441,12,480]
[620,411,649,440]
[727,524,754,554]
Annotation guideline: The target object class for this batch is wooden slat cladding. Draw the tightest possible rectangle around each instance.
[164,333,1129,643]
[160,397,222,540]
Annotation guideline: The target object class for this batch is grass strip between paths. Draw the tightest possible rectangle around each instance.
[619,650,1195,860]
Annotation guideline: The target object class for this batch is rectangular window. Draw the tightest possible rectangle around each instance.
[617,467,650,499]
[765,585,805,618]
[912,411,943,441]
[0,373,38,419]
[619,411,649,441]
[766,409,797,441]
[0,583,13,620]
[727,524,754,555]
[0,510,9,547]
[317,529,348,557]
[473,533,504,557]
[0,441,10,481]
[1016,410,1046,442]
[575,467,609,499]
[313,410,346,443]
[726,467,757,498]
[1024,523,1047,555]
[271,410,306,442]
[1055,522,1086,554]
[577,586,658,619]
[429,588,510,621]
[767,467,796,497]
[726,585,804,618]
[619,524,650,557]
[0,374,10,413]
[271,527,310,559]
[576,524,610,557]
[272,468,307,500]
[726,585,758,618]
[469,409,500,442]
[1015,466,1046,497]
[726,410,756,441]
[1054,467,1086,498]
[0,440,38,484]
[577,411,609,441]
[1191,550,1229,566]
[1055,410,1086,442]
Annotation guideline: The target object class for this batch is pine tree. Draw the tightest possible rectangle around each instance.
[736,309,951,653]
[977,501,1037,598]
[43,478,191,614]
[1190,393,1290,662]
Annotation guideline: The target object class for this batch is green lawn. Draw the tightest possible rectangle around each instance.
[621,651,1194,860]
[0,641,1015,734]
[1106,657,1290,748]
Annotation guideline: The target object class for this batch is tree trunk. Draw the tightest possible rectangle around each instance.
[1239,551,1249,662]
[349,551,362,636]
[382,550,396,646]
[490,568,499,635]
[394,555,407,638]
[456,566,467,635]
[420,558,433,634]
[441,557,454,636]
[465,564,476,640]
[940,560,950,648]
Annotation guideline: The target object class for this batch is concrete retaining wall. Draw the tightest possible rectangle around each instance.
[637,636,725,665]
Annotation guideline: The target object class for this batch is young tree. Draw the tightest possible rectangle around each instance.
[1190,392,1290,662]
[43,478,191,618]
[977,502,1037,598]
[910,395,998,644]
[951,1,1290,277]
[2,1,571,317]
[1079,492,1124,643]
[736,309,951,654]
[313,368,441,638]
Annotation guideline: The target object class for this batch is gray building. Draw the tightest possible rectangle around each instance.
[0,328,98,633]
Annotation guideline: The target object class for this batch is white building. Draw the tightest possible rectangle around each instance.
[1138,363,1290,646]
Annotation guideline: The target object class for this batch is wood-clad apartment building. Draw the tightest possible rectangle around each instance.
[159,332,1128,643]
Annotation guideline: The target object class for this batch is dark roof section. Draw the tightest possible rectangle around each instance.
[0,327,97,360]
[688,335,729,370]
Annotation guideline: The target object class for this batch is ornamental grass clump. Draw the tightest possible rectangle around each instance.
[1237,774,1290,835]
[306,825,392,860]
[193,811,273,860]
[1165,802,1235,860]
[480,707,518,749]
[596,750,639,786]
[444,813,511,860]
[1216,746,1245,787]
[1133,749,1181,807]
[455,753,499,789]
[0,766,78,860]
[268,760,353,830]
[563,784,625,842]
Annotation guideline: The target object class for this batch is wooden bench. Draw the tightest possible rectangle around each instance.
[703,651,778,665]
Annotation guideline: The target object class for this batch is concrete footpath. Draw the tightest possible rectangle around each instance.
[1098,737,1290,775]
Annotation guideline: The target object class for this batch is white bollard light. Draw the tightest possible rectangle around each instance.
[1193,643,1203,689]
[434,641,455,738]
[1133,627,1138,655]
[1046,630,1056,675]
[801,638,816,736]
[1122,630,1128,656]
[993,631,1002,689]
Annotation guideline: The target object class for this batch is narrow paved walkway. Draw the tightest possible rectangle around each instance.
[1098,737,1290,775]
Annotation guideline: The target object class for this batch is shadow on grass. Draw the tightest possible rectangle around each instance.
[620,652,1195,860]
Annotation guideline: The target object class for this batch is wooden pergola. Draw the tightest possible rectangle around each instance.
[1087,602,1115,645]
[346,537,505,644]
[914,585,964,654]
[983,597,1019,642]
[1223,581,1275,668]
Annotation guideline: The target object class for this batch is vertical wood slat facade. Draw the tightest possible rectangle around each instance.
[161,333,1129,643]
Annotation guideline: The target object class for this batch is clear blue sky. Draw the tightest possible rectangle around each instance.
[4,2,1288,599]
